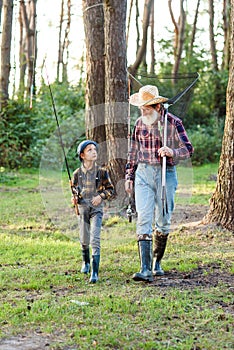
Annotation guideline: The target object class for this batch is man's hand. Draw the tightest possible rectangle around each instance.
[125,180,133,194]
[158,146,174,158]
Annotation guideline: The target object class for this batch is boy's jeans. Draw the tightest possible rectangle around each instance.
[135,163,178,236]
[78,204,103,256]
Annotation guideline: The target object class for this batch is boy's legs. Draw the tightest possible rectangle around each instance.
[78,205,91,273]
[89,207,103,283]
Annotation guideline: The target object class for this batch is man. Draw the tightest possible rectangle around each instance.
[125,85,193,282]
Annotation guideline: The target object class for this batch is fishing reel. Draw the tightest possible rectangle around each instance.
[126,203,133,223]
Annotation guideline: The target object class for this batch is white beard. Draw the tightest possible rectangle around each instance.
[141,112,160,125]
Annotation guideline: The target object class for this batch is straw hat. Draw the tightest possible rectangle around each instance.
[129,85,168,106]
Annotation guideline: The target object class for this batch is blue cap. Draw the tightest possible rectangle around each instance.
[77,140,98,161]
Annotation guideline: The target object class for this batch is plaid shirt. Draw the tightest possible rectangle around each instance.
[73,163,115,202]
[126,113,193,180]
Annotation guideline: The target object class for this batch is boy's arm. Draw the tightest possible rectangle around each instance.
[97,169,115,200]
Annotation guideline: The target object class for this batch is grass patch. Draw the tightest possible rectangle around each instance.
[0,164,233,349]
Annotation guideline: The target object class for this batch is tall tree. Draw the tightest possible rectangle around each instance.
[128,0,154,76]
[104,0,128,185]
[57,0,71,83]
[168,0,186,79]
[0,0,13,108]
[222,0,231,70]
[18,0,37,101]
[204,0,234,232]
[82,0,106,152]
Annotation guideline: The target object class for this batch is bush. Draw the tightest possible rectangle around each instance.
[188,124,223,165]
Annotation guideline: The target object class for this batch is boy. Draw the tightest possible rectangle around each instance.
[72,140,114,283]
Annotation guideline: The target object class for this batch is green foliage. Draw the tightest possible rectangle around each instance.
[0,82,85,169]
[189,120,223,165]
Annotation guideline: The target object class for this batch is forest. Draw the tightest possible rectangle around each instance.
[0,1,233,349]
[0,0,233,231]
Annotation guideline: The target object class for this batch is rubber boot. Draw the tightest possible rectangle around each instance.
[89,255,100,283]
[80,248,90,274]
[152,231,168,276]
[133,240,153,282]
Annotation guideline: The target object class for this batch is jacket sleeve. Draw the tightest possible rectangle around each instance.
[97,168,115,200]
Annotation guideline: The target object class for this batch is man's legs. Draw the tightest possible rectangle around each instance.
[153,166,178,275]
[133,164,156,282]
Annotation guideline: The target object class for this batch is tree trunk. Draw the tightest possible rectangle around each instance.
[208,0,218,71]
[82,0,106,151]
[104,0,128,188]
[0,0,13,108]
[57,0,71,82]
[203,0,234,232]
[222,0,231,70]
[189,0,200,56]
[168,0,186,80]
[128,0,154,76]
[19,0,37,100]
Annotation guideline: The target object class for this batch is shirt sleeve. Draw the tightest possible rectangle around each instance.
[97,169,115,200]
[173,118,194,159]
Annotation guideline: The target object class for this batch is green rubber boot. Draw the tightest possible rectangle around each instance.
[133,239,153,282]
[80,248,90,274]
[89,255,100,283]
[152,231,168,276]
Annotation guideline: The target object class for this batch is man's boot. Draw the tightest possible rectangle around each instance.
[80,248,90,274]
[133,235,153,282]
[89,255,100,283]
[152,231,168,276]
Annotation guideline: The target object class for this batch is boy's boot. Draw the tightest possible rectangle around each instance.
[80,248,90,274]
[152,231,168,276]
[133,235,153,282]
[89,255,100,283]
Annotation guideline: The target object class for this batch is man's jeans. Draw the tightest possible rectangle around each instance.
[78,203,103,256]
[135,163,178,236]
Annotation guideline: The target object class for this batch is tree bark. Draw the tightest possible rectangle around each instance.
[104,0,128,187]
[203,0,234,232]
[168,0,186,80]
[0,0,13,108]
[128,0,154,76]
[208,0,218,71]
[82,0,106,149]
[222,0,231,70]
[57,0,71,82]
[19,0,37,100]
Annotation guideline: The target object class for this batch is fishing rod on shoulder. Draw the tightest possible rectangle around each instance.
[44,65,79,216]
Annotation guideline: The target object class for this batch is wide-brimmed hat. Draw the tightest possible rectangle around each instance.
[130,85,168,106]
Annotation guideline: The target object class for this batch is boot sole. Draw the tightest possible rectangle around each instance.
[133,275,153,282]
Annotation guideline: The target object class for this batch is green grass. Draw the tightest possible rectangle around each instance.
[0,164,233,349]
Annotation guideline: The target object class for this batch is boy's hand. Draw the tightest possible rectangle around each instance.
[71,196,78,205]
[91,194,102,206]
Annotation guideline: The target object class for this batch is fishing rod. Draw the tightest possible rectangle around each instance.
[45,66,79,216]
